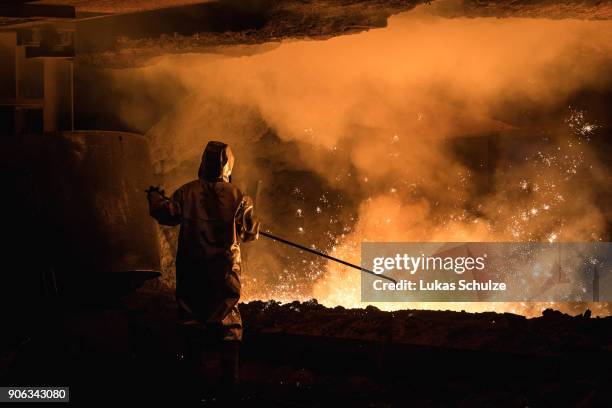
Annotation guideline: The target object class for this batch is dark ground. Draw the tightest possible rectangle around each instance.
[2,282,612,407]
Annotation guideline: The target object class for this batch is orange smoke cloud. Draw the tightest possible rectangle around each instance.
[111,6,612,315]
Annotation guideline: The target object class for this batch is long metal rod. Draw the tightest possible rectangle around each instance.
[260,231,397,284]
[152,188,396,283]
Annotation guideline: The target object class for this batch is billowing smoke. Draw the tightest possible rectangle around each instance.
[109,6,612,316]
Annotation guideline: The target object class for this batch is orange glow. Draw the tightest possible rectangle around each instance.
[112,6,612,316]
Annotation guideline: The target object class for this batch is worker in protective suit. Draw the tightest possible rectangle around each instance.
[146,141,259,397]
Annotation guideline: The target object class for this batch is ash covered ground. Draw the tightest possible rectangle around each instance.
[241,299,612,356]
[3,283,612,406]
[128,286,612,406]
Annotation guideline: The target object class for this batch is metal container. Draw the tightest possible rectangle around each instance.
[42,131,161,296]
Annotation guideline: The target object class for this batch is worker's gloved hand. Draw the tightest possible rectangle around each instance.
[240,208,260,241]
[145,186,169,206]
[145,185,165,197]
[245,216,260,233]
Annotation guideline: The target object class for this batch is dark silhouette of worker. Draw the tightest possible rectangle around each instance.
[146,141,259,398]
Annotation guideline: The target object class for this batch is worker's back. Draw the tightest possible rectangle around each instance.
[147,141,259,341]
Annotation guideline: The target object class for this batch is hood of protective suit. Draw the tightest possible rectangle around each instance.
[198,141,235,182]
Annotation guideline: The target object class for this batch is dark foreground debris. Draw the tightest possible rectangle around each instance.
[2,285,612,406]
[241,299,612,355]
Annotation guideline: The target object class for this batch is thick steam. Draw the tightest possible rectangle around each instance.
[112,7,612,316]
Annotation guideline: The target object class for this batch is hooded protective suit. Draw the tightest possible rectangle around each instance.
[147,141,259,342]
